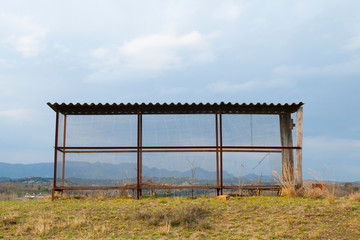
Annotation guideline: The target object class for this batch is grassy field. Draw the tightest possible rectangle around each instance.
[1,195,360,239]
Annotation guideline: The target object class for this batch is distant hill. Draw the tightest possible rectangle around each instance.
[0,161,236,180]
[0,162,53,179]
[0,177,11,182]
[353,181,360,186]
[239,173,274,181]
[0,177,53,184]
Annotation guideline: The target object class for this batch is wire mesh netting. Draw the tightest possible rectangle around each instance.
[142,152,217,184]
[55,113,296,191]
[142,115,215,146]
[58,115,137,147]
[222,152,282,186]
[222,114,281,146]
[57,153,137,186]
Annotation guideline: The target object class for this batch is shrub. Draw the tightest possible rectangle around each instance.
[302,185,327,199]
[273,165,300,198]
[349,192,360,202]
[340,202,353,211]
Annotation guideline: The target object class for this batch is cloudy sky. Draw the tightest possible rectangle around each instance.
[0,1,359,181]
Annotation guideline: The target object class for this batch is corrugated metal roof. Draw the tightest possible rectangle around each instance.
[47,102,304,115]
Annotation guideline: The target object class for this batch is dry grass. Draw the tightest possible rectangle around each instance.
[305,169,337,204]
[11,210,88,236]
[0,212,19,227]
[0,193,18,201]
[349,192,360,202]
[133,202,211,229]
[301,183,336,204]
[1,196,360,239]
[272,166,339,206]
[302,184,328,199]
[339,202,354,211]
[273,164,300,197]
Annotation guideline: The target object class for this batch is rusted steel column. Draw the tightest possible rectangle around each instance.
[137,112,141,200]
[62,115,67,186]
[296,107,303,186]
[52,111,60,201]
[215,113,220,196]
[219,111,223,195]
[139,113,143,198]
[279,113,294,182]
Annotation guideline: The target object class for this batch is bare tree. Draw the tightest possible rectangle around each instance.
[237,163,245,196]
[187,158,198,198]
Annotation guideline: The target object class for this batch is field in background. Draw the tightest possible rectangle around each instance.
[1,176,359,200]
[1,195,360,239]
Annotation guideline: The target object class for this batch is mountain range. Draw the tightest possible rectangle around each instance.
[0,161,240,180]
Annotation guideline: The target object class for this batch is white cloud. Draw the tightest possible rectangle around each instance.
[208,80,256,92]
[159,87,185,96]
[53,43,70,53]
[304,136,360,152]
[255,17,268,26]
[208,78,293,92]
[88,31,216,82]
[344,35,360,51]
[0,13,47,57]
[213,2,244,21]
[303,136,360,181]
[9,33,45,57]
[274,57,360,77]
[0,58,14,68]
[304,136,360,166]
[0,108,33,120]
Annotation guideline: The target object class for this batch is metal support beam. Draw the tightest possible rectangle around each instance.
[219,111,223,195]
[137,112,140,199]
[215,113,220,196]
[61,115,67,186]
[57,146,300,150]
[62,149,282,153]
[139,113,143,198]
[136,112,142,199]
[53,184,281,191]
[52,111,59,201]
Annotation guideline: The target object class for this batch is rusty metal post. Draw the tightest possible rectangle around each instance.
[137,112,141,200]
[139,113,143,198]
[61,115,67,187]
[52,111,60,201]
[219,111,223,195]
[215,113,220,196]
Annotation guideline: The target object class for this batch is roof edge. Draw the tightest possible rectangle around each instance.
[47,102,305,115]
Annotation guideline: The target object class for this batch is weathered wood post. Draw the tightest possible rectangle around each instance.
[279,113,294,182]
[296,107,303,186]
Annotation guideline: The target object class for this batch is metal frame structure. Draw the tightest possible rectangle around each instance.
[48,102,304,200]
